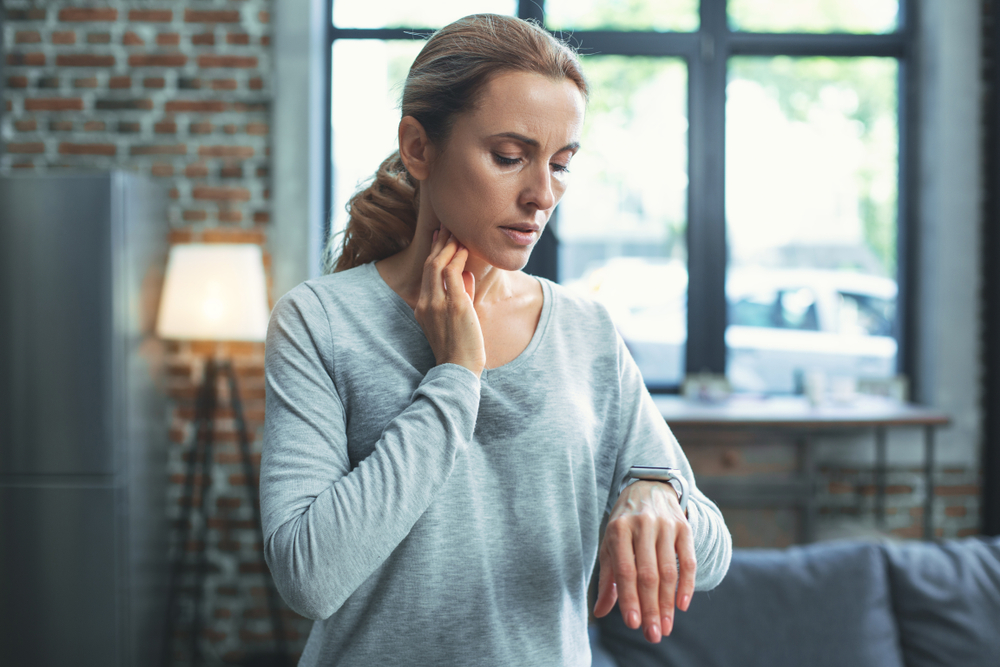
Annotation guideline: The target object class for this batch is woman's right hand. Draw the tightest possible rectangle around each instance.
[414,226,486,376]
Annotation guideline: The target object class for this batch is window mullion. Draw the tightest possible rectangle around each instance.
[686,0,729,375]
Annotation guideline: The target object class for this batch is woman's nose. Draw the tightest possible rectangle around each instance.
[521,163,556,211]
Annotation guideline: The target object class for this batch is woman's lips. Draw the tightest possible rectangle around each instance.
[500,226,538,246]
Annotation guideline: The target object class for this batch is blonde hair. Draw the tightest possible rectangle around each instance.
[324,13,588,274]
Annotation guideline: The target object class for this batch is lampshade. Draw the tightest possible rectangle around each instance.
[156,243,271,341]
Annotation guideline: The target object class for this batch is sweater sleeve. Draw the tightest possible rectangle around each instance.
[610,330,732,591]
[259,284,481,620]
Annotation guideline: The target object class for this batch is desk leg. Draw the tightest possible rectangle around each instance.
[924,426,936,541]
[875,426,887,528]
[802,435,817,543]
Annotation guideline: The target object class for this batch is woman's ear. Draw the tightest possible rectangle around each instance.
[398,116,435,181]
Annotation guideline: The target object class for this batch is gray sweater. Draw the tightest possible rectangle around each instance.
[261,261,731,666]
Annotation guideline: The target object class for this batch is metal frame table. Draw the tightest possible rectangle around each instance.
[653,395,951,542]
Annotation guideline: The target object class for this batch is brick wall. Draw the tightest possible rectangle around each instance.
[2,2,311,663]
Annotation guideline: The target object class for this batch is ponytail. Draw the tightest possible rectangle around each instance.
[324,151,419,274]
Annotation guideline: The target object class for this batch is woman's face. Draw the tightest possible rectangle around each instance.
[421,71,586,271]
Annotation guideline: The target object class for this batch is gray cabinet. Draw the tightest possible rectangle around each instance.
[0,172,170,666]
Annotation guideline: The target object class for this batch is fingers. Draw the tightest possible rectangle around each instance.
[634,520,663,643]
[604,520,642,631]
[592,551,618,618]
[655,525,678,636]
[675,522,697,614]
[442,245,471,302]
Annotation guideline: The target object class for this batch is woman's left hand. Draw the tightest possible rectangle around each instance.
[593,480,696,643]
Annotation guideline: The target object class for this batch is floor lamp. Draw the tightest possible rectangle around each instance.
[156,243,288,666]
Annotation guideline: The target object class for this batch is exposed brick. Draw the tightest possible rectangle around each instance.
[16,31,42,44]
[49,120,74,132]
[157,33,181,46]
[246,122,268,136]
[129,9,173,22]
[216,497,242,509]
[74,76,98,88]
[189,122,214,134]
[169,188,180,199]
[185,10,241,23]
[58,8,119,22]
[232,101,268,113]
[109,76,132,89]
[218,209,243,223]
[183,210,208,221]
[220,164,244,179]
[83,121,106,132]
[945,506,968,517]
[227,33,250,45]
[87,33,111,44]
[5,9,47,21]
[51,31,77,45]
[261,35,271,47]
[166,100,226,113]
[7,76,29,89]
[7,53,46,67]
[7,142,46,154]
[95,99,154,111]
[12,162,36,170]
[253,211,270,224]
[192,33,216,46]
[199,145,254,159]
[185,163,209,178]
[37,76,60,89]
[123,32,145,46]
[144,77,166,89]
[198,55,258,69]
[14,119,38,132]
[259,11,271,24]
[215,608,233,619]
[957,527,980,537]
[118,121,142,133]
[211,78,238,91]
[129,53,188,67]
[59,142,116,156]
[178,77,202,90]
[256,165,269,178]
[193,186,251,201]
[935,484,980,496]
[155,121,178,134]
[131,144,187,156]
[56,54,115,67]
[25,98,84,111]
[223,124,239,135]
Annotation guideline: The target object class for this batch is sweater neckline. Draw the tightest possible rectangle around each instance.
[364,260,553,381]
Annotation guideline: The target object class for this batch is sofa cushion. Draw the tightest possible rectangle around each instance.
[595,540,904,667]
[883,536,1000,667]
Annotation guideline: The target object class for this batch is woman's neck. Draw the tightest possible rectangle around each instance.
[376,221,514,310]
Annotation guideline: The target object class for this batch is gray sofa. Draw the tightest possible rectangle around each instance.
[590,537,1000,667]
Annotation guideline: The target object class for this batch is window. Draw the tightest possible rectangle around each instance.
[326,0,915,394]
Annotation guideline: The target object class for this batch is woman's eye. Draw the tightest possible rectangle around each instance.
[494,154,521,166]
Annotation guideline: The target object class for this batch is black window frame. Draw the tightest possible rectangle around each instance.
[324,0,920,394]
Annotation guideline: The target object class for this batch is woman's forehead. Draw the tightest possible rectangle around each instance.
[462,71,586,145]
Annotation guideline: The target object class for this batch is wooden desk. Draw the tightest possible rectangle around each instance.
[653,395,951,542]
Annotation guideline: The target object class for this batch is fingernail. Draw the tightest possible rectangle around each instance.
[662,615,673,636]
[680,594,690,611]
[627,611,640,629]
[646,624,661,643]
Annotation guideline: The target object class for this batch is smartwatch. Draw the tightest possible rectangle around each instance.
[620,466,689,514]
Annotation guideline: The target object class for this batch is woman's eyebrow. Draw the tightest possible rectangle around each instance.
[489,131,580,153]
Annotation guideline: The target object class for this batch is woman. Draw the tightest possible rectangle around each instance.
[261,14,731,666]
